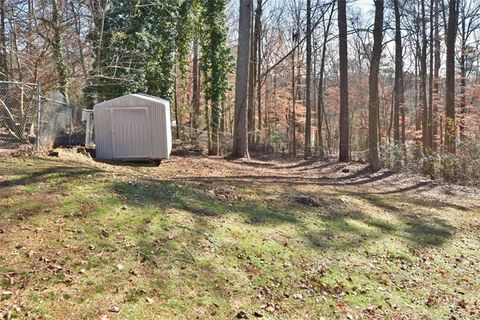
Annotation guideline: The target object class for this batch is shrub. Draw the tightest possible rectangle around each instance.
[380,140,480,186]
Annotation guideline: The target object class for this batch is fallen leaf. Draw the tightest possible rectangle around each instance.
[2,291,13,297]
[236,310,248,319]
[336,300,347,310]
[458,299,467,309]
[108,306,120,313]
[426,295,436,307]
[292,293,303,300]
[253,311,263,318]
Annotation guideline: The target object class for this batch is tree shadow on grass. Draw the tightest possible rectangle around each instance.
[111,179,299,226]
[176,175,471,213]
[238,160,279,169]
[110,175,456,255]
[0,166,100,189]
[303,209,392,251]
[0,165,101,222]
[298,189,456,251]
[174,172,396,188]
[353,191,470,214]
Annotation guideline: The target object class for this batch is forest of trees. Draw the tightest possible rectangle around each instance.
[0,0,479,177]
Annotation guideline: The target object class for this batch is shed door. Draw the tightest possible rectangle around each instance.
[111,108,152,159]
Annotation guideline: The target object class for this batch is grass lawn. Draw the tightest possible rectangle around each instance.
[0,155,479,319]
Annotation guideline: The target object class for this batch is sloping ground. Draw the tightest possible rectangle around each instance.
[0,154,479,319]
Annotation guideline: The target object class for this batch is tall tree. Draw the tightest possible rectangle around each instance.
[51,0,69,101]
[338,0,349,162]
[255,0,263,143]
[457,0,480,141]
[317,2,335,159]
[304,0,312,159]
[232,0,252,158]
[458,0,467,141]
[428,0,434,149]
[368,0,384,171]
[419,0,429,154]
[291,30,298,156]
[247,3,256,145]
[192,31,200,129]
[413,5,423,157]
[393,0,404,148]
[189,1,201,130]
[445,0,457,153]
[0,0,7,80]
[201,0,232,155]
[433,0,441,151]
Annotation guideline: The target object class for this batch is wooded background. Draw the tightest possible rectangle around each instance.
[0,0,479,179]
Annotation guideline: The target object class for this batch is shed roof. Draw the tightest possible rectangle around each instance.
[94,93,169,108]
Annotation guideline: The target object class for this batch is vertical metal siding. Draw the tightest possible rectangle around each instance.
[93,94,171,160]
[111,108,151,158]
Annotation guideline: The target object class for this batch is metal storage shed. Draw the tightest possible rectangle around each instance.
[93,94,172,161]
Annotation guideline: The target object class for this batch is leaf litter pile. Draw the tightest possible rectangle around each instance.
[0,152,479,319]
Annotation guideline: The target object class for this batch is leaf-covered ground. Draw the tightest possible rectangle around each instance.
[0,154,479,319]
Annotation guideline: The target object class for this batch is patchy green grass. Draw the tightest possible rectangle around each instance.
[0,156,479,319]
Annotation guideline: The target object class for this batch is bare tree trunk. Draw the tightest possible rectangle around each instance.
[248,5,256,146]
[174,68,180,140]
[9,17,23,82]
[210,101,220,155]
[368,0,384,171]
[459,4,466,141]
[338,0,350,162]
[324,108,332,156]
[70,2,88,80]
[433,0,440,151]
[414,20,422,158]
[192,33,200,129]
[205,101,211,152]
[304,0,312,159]
[0,0,7,80]
[51,0,69,101]
[232,0,252,159]
[317,3,335,160]
[255,0,263,144]
[428,0,434,151]
[291,31,297,157]
[420,0,429,154]
[445,0,457,153]
[92,0,108,82]
[393,0,404,150]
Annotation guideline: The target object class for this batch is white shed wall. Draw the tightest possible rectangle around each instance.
[93,94,172,160]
